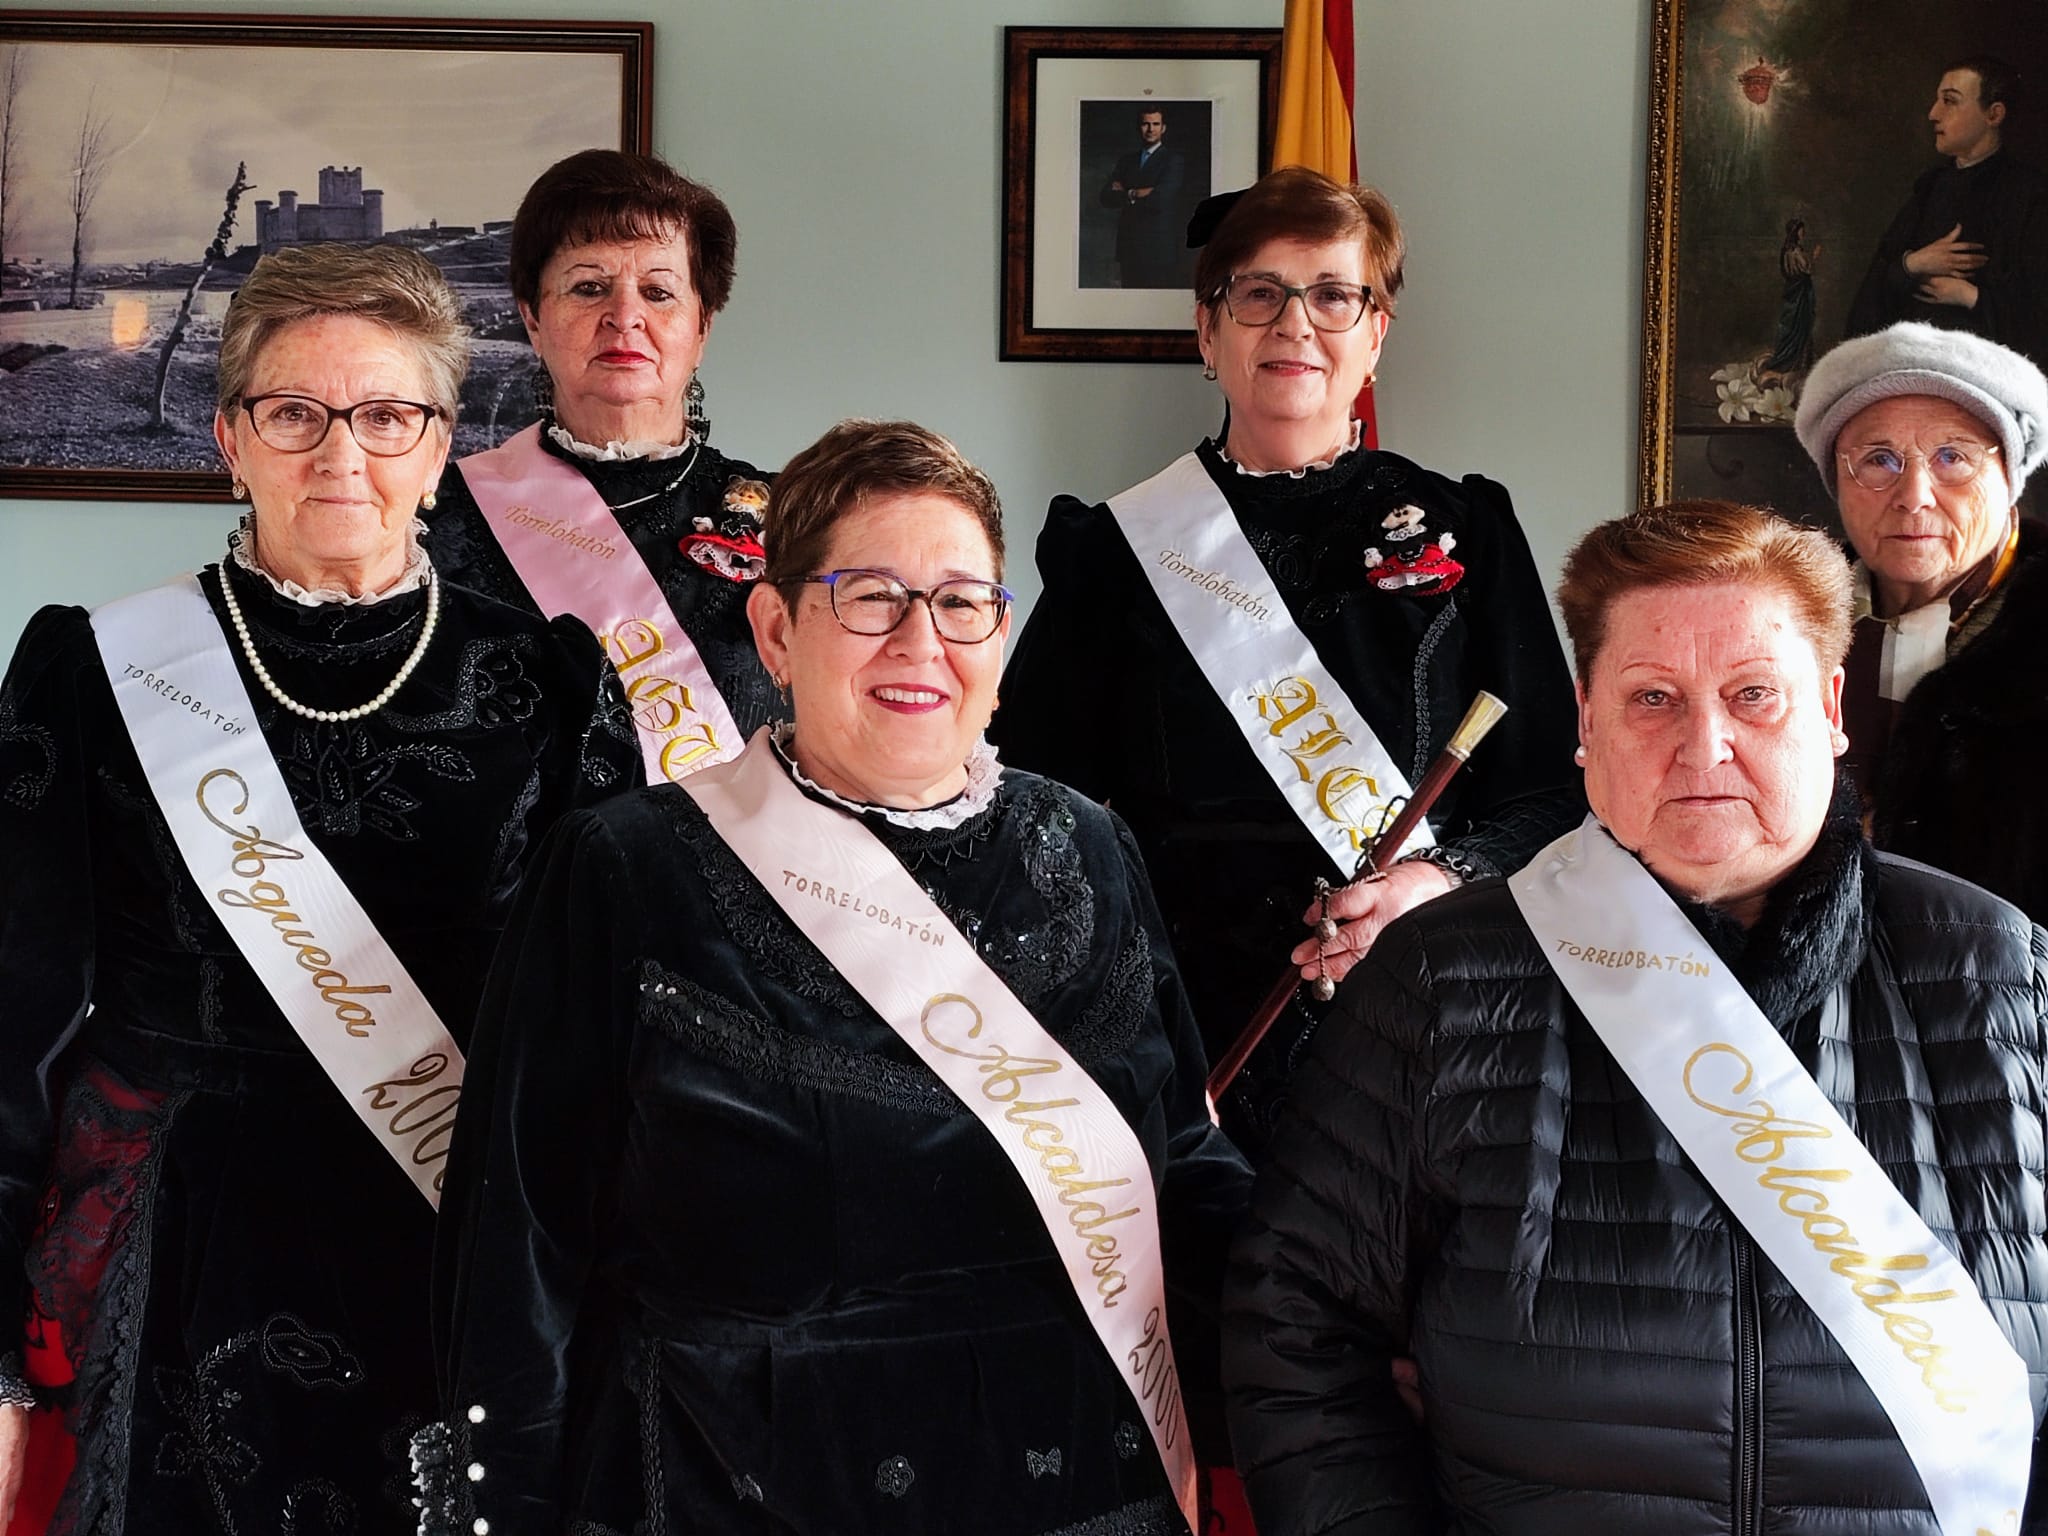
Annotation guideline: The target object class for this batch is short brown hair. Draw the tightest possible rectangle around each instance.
[1558,500,1853,681]
[762,420,1006,595]
[509,149,737,319]
[217,242,468,419]
[1193,166,1405,317]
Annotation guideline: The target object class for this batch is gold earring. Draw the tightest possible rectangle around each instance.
[231,479,248,500]
[420,490,437,512]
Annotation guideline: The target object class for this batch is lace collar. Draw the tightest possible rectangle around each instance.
[769,720,1003,830]
[545,422,697,462]
[1216,418,1364,479]
[228,518,432,607]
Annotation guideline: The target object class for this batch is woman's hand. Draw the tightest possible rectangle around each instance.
[1289,861,1455,986]
[0,1403,30,1530]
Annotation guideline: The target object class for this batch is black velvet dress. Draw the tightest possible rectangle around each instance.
[0,559,638,1536]
[415,745,1254,1536]
[992,440,1584,1152]
[425,430,781,741]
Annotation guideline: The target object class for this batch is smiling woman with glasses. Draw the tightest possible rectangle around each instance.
[0,240,639,1535]
[420,418,1252,1536]
[995,165,1583,1161]
[1794,320,2048,921]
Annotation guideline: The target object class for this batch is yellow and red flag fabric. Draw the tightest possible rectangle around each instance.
[1269,0,1376,446]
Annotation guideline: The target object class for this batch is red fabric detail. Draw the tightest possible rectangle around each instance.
[1203,1463,1259,1532]
[1324,0,1357,177]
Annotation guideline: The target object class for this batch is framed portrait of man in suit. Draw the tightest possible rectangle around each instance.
[1639,0,2048,521]
[1001,27,1280,363]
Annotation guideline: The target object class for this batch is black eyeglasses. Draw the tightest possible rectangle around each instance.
[800,569,1013,643]
[1220,275,1374,332]
[240,393,444,457]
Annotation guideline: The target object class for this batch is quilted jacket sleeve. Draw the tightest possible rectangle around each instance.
[1221,916,1452,1534]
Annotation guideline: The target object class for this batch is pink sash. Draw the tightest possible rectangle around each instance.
[458,425,741,784]
[684,731,1200,1533]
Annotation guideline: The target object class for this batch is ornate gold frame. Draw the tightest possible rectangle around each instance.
[1637,0,1683,508]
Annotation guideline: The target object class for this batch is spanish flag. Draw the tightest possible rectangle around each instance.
[1270,0,1375,445]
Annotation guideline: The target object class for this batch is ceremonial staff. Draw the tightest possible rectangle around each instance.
[1206,692,1509,1103]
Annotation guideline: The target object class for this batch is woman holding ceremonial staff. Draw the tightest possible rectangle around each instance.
[427,148,777,781]
[994,167,1582,1149]
[1225,500,2048,1532]
[0,244,636,1533]
[416,420,1251,1536]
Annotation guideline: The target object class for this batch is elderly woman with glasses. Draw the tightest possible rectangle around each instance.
[0,243,636,1535]
[995,167,1582,1152]
[1792,321,2048,920]
[415,420,1251,1536]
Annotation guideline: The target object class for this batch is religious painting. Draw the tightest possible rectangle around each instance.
[1001,27,1280,362]
[0,11,653,502]
[1638,0,2048,522]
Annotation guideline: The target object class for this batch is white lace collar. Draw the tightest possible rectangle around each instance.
[228,519,432,607]
[545,422,697,462]
[1217,418,1364,478]
[770,720,1003,830]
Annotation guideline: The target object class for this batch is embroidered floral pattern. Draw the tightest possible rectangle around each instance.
[640,962,961,1119]
[272,720,477,842]
[280,1477,359,1535]
[874,1454,916,1498]
[1025,1446,1063,1478]
[1114,1421,1143,1459]
[971,781,1095,1003]
[259,1314,365,1390]
[0,686,57,810]
[1060,939,1154,1066]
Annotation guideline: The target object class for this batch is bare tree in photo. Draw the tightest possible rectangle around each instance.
[151,161,252,429]
[67,89,112,310]
[0,46,25,283]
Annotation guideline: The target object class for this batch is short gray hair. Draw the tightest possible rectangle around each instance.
[217,243,469,421]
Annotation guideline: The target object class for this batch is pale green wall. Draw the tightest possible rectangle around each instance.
[0,0,1648,650]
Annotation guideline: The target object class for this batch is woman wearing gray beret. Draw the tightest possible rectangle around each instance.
[1793,320,2048,919]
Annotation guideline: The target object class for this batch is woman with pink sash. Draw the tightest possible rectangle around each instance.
[416,421,1252,1535]
[426,149,779,754]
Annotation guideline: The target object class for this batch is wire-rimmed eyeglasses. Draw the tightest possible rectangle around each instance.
[240,393,444,457]
[1220,275,1375,332]
[1837,441,2001,493]
[800,569,1013,643]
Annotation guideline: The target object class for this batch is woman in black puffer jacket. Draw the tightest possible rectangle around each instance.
[1223,500,2048,1533]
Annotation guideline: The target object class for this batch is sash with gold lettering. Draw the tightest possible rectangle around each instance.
[91,575,463,1208]
[458,425,740,783]
[1509,816,2033,1533]
[684,730,1200,1534]
[1108,453,1430,873]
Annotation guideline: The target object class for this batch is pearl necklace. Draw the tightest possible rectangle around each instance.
[216,561,441,723]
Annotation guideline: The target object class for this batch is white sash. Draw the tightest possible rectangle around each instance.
[684,731,1200,1533]
[1108,452,1430,876]
[458,425,741,784]
[1509,817,2033,1534]
[92,576,464,1208]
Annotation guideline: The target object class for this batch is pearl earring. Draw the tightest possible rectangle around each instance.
[420,490,437,512]
[1573,745,1588,765]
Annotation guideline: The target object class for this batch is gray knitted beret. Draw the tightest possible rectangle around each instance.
[1792,322,2048,502]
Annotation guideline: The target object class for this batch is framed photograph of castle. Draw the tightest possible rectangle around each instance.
[1638,0,2048,524]
[0,11,653,501]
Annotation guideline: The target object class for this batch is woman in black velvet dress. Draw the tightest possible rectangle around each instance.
[417,420,1251,1536]
[425,148,780,750]
[994,168,1583,1152]
[0,244,637,1535]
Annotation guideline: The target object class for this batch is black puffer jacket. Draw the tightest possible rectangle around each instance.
[1224,813,2048,1533]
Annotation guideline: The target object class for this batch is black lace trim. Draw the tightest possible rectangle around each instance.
[638,961,961,1120]
[1044,1493,1183,1536]
[1409,596,1459,782]
[407,1417,476,1536]
[0,1351,32,1409]
[633,1335,667,1536]
[1059,939,1153,1066]
[657,795,867,1017]
[861,782,1008,870]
